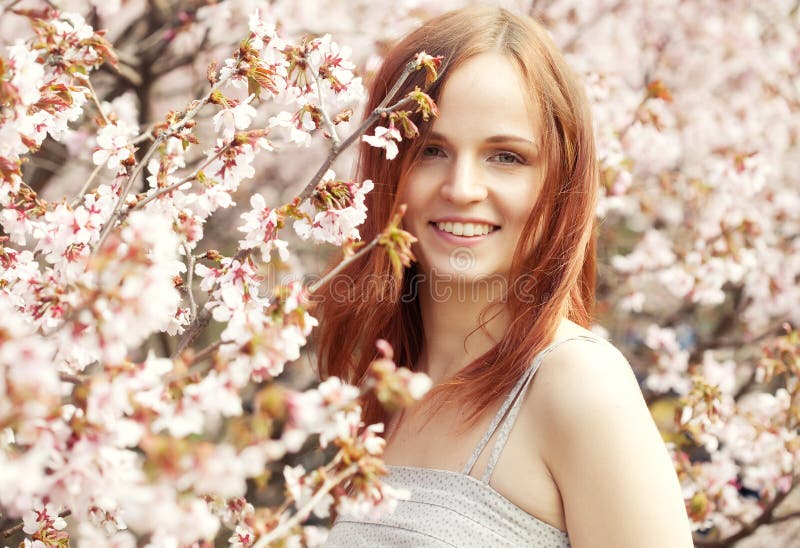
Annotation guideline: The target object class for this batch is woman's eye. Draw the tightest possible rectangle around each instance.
[492,151,524,164]
[421,146,444,158]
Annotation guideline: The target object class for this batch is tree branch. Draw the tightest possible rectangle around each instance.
[1,510,71,538]
[183,243,197,320]
[296,60,418,205]
[80,76,110,126]
[693,480,799,547]
[307,236,380,295]
[71,162,105,207]
[312,70,340,147]
[93,76,229,254]
[133,141,233,211]
[251,464,358,548]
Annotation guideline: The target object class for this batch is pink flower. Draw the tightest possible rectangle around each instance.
[93,122,137,171]
[238,193,290,263]
[362,125,401,160]
[22,501,66,535]
[212,96,258,139]
[293,171,374,245]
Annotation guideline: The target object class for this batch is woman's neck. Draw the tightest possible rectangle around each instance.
[416,281,512,385]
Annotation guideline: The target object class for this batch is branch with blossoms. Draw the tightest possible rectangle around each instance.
[168,52,437,357]
[0,4,441,547]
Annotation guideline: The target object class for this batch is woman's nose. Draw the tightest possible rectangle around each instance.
[440,158,487,203]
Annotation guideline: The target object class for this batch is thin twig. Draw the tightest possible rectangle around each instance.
[308,235,380,295]
[1,0,22,17]
[59,372,88,384]
[152,29,211,78]
[2,519,25,538]
[80,76,110,126]
[71,162,105,207]
[129,124,157,145]
[183,243,197,320]
[252,464,358,548]
[312,71,340,146]
[134,142,232,211]
[98,59,143,87]
[92,77,229,255]
[296,61,418,205]
[166,339,227,384]
[190,339,223,364]
[92,139,160,254]
[171,308,211,359]
[137,23,171,55]
[112,48,139,68]
[771,510,800,525]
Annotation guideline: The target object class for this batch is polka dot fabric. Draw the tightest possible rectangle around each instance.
[325,335,603,547]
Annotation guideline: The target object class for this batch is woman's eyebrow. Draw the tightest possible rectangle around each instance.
[484,135,537,147]
[486,135,541,155]
[427,132,538,148]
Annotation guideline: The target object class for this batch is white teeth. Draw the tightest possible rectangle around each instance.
[435,221,494,236]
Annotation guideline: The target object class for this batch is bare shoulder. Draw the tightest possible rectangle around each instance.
[528,329,694,548]
[534,332,640,415]
[530,332,646,449]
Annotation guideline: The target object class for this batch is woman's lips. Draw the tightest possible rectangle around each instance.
[428,222,500,246]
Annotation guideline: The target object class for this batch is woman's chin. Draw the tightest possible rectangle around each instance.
[413,263,510,294]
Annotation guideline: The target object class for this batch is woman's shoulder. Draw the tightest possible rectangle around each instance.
[527,321,694,547]
[538,319,633,388]
[532,321,642,437]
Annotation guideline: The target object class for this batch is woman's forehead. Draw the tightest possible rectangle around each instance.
[429,53,541,143]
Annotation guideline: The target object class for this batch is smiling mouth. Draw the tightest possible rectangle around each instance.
[428,221,501,237]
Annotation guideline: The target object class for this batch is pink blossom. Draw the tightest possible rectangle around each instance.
[93,122,137,171]
[229,524,255,548]
[643,324,691,395]
[238,193,290,263]
[362,125,401,160]
[22,501,66,535]
[293,171,374,245]
[7,43,45,106]
[213,96,258,139]
[248,10,286,53]
[335,482,410,522]
[76,522,136,548]
[269,109,314,147]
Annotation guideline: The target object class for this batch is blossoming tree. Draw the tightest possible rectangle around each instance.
[1,0,798,547]
[0,3,437,546]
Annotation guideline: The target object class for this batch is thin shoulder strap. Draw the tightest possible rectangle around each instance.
[461,334,603,482]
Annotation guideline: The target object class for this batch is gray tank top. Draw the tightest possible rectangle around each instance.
[325,334,602,547]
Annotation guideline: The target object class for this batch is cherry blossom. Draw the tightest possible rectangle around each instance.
[92,121,138,171]
[212,96,258,140]
[293,170,374,245]
[238,193,290,264]
[362,125,401,160]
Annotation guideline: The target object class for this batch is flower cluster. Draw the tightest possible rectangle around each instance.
[0,5,438,547]
[293,169,374,245]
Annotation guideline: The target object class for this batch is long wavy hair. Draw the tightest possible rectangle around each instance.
[313,5,599,432]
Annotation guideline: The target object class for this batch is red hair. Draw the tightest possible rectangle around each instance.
[313,6,599,431]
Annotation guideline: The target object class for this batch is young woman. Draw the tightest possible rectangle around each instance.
[319,6,693,547]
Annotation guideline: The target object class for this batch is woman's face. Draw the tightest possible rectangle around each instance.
[400,52,543,287]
